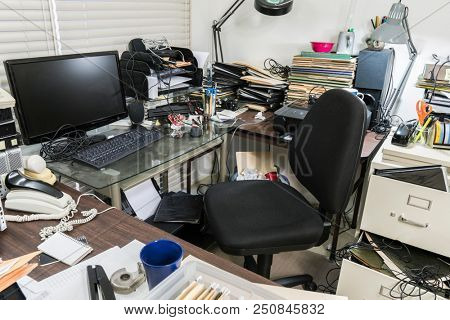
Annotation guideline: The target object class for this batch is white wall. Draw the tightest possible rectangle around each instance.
[191,0,450,121]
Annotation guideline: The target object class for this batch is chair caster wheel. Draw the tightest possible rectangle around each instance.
[303,281,318,292]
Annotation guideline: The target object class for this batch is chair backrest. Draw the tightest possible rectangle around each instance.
[288,89,367,215]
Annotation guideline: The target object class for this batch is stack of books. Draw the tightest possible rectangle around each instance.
[211,62,288,110]
[287,52,357,107]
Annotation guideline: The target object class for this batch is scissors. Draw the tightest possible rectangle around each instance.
[416,100,433,125]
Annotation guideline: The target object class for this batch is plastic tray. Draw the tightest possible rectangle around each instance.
[146,260,284,300]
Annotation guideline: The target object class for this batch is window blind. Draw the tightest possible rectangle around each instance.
[54,0,191,55]
[0,0,56,90]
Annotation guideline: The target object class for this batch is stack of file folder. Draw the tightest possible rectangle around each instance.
[417,63,450,94]
[212,62,247,100]
[212,62,287,109]
[287,52,357,107]
[417,63,450,114]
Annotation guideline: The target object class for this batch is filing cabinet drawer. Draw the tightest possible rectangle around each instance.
[337,260,444,300]
[361,175,450,257]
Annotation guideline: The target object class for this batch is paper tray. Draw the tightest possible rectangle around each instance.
[146,260,284,300]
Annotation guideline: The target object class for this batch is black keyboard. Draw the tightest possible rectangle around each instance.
[73,128,163,169]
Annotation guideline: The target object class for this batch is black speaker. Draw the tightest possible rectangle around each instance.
[355,49,395,128]
[127,101,145,125]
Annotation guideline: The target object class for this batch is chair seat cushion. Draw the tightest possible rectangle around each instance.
[204,181,324,256]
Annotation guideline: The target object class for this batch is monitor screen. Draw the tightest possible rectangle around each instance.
[5,52,127,145]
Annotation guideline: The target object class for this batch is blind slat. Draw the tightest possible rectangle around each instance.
[0,0,191,90]
[55,0,191,53]
[0,0,55,90]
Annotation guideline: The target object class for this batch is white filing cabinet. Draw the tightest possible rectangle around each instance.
[340,136,450,300]
[337,260,445,300]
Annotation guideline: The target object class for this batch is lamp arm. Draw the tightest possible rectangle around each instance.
[212,0,247,62]
[384,53,417,117]
[402,17,417,59]
[214,0,247,30]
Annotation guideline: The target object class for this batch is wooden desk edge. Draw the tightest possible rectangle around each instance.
[0,183,274,286]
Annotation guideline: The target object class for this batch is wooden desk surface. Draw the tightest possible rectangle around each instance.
[238,111,385,159]
[0,183,272,285]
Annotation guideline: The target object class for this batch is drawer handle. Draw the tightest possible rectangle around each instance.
[379,285,397,300]
[399,216,429,228]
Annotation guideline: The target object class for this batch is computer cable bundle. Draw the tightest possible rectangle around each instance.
[322,237,450,299]
[40,125,91,162]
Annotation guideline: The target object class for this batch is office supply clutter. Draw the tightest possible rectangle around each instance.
[120,38,202,100]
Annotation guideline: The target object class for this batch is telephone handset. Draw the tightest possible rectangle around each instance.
[4,170,76,222]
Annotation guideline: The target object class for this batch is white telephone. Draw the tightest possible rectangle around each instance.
[5,189,75,222]
[3,170,114,239]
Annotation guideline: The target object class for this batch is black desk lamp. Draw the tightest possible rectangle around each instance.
[212,0,294,62]
[370,0,417,118]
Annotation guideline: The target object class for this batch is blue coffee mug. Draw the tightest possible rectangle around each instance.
[140,239,184,290]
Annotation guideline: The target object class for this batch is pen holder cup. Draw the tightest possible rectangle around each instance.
[190,126,203,138]
[204,88,217,119]
[140,239,184,290]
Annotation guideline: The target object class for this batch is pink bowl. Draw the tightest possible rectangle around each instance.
[311,42,334,53]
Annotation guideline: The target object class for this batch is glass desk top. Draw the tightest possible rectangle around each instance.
[24,121,236,190]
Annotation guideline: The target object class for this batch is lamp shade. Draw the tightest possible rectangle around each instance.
[254,0,293,16]
[371,2,408,44]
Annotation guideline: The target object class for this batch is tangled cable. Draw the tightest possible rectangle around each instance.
[39,194,116,240]
[39,125,90,162]
[264,58,290,79]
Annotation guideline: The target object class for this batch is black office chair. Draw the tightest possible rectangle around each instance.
[204,89,367,290]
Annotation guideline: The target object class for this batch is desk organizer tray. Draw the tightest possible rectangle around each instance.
[146,260,284,300]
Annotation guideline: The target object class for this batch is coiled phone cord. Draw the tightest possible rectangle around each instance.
[39,194,116,240]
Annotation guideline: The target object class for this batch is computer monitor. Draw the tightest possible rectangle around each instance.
[4,51,128,145]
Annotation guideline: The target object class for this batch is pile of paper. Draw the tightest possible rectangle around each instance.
[287,52,357,107]
[0,252,40,293]
[417,63,450,94]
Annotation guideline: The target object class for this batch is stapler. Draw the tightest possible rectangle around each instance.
[87,265,116,300]
[392,122,417,147]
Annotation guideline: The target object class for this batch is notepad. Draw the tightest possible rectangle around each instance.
[37,232,93,266]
